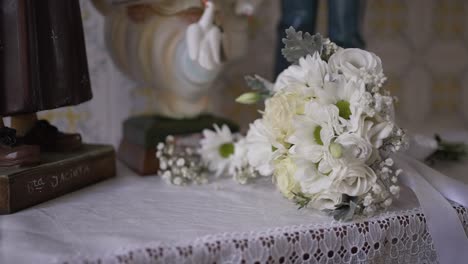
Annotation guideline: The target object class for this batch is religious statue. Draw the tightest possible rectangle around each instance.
[92,0,262,174]
[0,0,115,214]
[0,0,91,166]
[93,0,262,117]
[275,0,366,76]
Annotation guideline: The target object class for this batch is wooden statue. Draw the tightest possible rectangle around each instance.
[0,0,115,214]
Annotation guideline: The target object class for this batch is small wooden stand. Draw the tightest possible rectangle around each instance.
[0,144,116,214]
[118,114,238,175]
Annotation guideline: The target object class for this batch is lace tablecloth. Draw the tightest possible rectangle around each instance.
[1,161,467,264]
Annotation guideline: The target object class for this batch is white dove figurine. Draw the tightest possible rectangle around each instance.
[186,1,222,71]
[92,0,263,118]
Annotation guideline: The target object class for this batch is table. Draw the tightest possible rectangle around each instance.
[1,159,467,264]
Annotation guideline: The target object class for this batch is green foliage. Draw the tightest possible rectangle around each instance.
[292,191,312,209]
[245,75,274,94]
[426,134,468,164]
[324,195,360,221]
[240,75,274,103]
[281,27,323,64]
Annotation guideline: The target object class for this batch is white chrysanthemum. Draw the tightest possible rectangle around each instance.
[274,52,328,94]
[245,119,285,176]
[315,76,366,132]
[263,92,306,142]
[288,101,338,174]
[227,137,248,176]
[200,124,235,176]
[273,157,301,199]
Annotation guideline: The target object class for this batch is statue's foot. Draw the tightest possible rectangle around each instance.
[22,120,82,152]
[0,127,40,167]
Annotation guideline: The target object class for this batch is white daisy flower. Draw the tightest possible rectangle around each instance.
[200,124,236,176]
[315,76,366,132]
[228,137,248,176]
[274,52,328,94]
[245,119,285,176]
[287,101,338,174]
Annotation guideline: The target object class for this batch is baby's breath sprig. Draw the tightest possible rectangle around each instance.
[156,136,209,185]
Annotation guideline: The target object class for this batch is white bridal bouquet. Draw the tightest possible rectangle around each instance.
[157,28,409,220]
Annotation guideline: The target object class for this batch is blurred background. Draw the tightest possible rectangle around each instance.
[32,0,468,146]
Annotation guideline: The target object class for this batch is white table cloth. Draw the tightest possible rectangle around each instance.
[1,159,467,264]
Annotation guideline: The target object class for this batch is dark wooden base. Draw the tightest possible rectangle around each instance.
[118,114,239,175]
[118,139,158,176]
[0,144,116,214]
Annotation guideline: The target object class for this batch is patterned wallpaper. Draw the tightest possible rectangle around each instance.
[36,0,468,147]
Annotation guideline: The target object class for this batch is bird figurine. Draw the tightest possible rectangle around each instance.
[92,0,262,118]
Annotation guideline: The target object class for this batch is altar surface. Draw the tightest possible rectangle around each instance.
[1,158,467,264]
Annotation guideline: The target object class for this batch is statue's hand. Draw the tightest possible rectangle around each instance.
[235,1,254,16]
[186,1,222,71]
[235,0,262,16]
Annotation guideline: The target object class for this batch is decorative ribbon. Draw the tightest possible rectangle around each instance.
[393,153,468,264]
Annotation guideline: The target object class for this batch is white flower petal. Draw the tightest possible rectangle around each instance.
[245,119,283,176]
[274,52,328,93]
[294,159,332,194]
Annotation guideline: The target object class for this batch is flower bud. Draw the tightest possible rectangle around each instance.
[236,92,261,104]
[329,142,343,158]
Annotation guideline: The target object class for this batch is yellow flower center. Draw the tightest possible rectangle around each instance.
[313,126,323,145]
[219,143,234,158]
[336,100,352,119]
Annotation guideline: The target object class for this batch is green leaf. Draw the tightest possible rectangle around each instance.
[242,75,274,103]
[245,75,274,96]
[292,191,312,209]
[281,27,323,64]
[323,196,360,221]
[426,134,468,164]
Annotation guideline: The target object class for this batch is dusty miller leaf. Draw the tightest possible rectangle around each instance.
[324,196,359,221]
[281,27,323,64]
[244,75,274,98]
